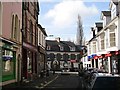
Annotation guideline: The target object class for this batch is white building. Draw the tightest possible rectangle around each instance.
[85,0,120,74]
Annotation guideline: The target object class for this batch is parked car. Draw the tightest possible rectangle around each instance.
[87,73,120,90]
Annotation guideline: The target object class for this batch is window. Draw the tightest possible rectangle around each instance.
[29,20,33,43]
[100,33,105,50]
[2,49,14,75]
[109,29,116,47]
[14,15,18,40]
[69,46,75,51]
[18,20,20,42]
[11,15,14,39]
[93,41,96,53]
[105,30,109,48]
[111,4,116,19]
[47,46,51,50]
[38,30,41,45]
[59,45,63,51]
[89,43,91,54]
[27,51,32,73]
[11,15,19,41]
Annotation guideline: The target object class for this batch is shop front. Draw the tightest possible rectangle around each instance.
[2,41,16,85]
[22,42,38,81]
[109,51,119,74]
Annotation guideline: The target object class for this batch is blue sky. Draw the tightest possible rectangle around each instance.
[38,0,110,43]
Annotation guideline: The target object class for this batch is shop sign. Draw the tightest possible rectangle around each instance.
[70,60,76,63]
[94,56,98,59]
[2,55,13,60]
[98,56,103,58]
[23,42,37,52]
[115,51,120,55]
[105,53,111,57]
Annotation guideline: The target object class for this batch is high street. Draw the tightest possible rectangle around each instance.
[2,72,83,90]
[41,72,83,90]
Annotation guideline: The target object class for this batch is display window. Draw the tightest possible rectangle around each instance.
[2,49,14,75]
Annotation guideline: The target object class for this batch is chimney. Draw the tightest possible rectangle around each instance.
[91,27,96,38]
[55,37,60,42]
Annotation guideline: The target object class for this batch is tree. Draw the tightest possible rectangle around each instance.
[76,14,84,45]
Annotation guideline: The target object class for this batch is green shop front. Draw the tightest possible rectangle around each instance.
[1,41,16,85]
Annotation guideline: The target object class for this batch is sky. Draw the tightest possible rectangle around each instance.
[38,0,110,42]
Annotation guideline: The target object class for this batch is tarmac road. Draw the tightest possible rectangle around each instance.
[41,73,83,90]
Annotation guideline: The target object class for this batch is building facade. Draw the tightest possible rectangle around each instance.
[86,0,120,74]
[46,38,82,71]
[22,1,39,81]
[0,2,22,86]
[37,24,47,76]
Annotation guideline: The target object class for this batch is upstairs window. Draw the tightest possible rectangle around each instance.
[14,15,18,40]
[100,33,105,50]
[93,41,96,53]
[11,15,14,39]
[89,43,91,55]
[69,46,75,51]
[109,27,116,47]
[11,15,20,41]
[47,46,51,50]
[29,20,33,44]
[59,45,63,51]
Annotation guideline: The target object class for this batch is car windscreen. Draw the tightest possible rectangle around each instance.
[92,77,120,89]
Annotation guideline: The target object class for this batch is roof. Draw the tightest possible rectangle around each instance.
[101,11,111,16]
[112,0,118,5]
[46,40,81,52]
[38,24,47,36]
[95,22,103,27]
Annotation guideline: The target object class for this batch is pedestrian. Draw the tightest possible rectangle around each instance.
[40,70,44,78]
[53,70,55,75]
[46,69,49,76]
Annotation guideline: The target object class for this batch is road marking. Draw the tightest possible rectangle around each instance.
[37,75,59,89]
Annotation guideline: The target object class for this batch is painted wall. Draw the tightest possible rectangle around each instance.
[2,2,22,39]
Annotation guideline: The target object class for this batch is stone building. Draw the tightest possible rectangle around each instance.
[22,1,39,81]
[0,1,22,86]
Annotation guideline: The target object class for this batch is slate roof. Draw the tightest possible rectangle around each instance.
[112,0,118,5]
[102,11,111,16]
[46,40,81,52]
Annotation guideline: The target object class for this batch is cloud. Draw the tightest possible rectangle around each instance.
[44,0,99,28]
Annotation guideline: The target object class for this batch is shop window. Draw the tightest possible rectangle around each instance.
[27,51,32,73]
[2,49,13,75]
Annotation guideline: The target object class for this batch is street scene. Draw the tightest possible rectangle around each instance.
[1,0,120,90]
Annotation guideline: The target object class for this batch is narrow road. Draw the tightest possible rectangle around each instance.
[41,73,83,90]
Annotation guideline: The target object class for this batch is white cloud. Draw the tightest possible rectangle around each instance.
[44,0,99,28]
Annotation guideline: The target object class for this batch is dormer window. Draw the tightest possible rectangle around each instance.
[69,46,75,51]
[47,46,51,50]
[101,11,111,27]
[59,45,63,51]
[109,1,118,20]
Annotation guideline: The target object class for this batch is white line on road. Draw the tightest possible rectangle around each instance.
[35,75,59,89]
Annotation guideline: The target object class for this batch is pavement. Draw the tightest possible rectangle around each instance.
[2,72,59,90]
